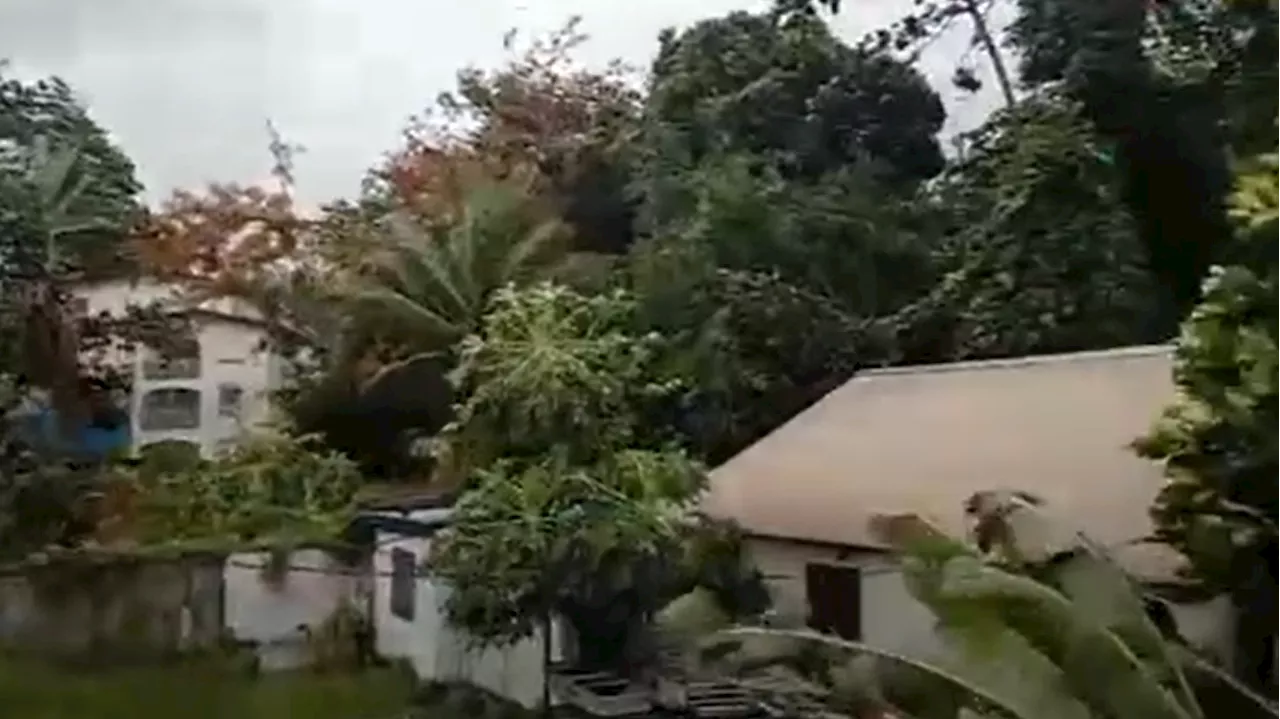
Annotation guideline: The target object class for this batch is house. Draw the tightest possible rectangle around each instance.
[350,494,567,709]
[700,345,1236,667]
[70,277,284,456]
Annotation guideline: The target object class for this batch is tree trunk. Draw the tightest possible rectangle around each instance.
[959,0,1017,108]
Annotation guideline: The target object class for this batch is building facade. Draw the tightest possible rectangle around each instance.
[701,345,1237,668]
[72,278,283,456]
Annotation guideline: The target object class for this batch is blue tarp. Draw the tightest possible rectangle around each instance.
[10,406,132,460]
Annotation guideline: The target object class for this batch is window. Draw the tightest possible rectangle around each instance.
[141,339,201,380]
[217,383,244,419]
[390,548,417,621]
[139,388,201,431]
[805,563,862,640]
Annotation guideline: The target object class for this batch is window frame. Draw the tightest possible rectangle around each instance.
[217,383,245,419]
[804,562,862,641]
[139,387,202,431]
[389,547,417,622]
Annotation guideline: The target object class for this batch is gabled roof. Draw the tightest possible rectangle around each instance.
[701,345,1177,560]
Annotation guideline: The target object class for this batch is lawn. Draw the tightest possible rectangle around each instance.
[0,656,418,719]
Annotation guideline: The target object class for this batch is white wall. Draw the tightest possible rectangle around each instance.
[74,278,278,455]
[372,515,563,708]
[372,529,442,679]
[1166,594,1235,670]
[746,537,1235,667]
[222,549,364,671]
[860,567,942,659]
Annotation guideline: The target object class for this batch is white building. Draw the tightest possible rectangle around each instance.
[701,345,1237,668]
[72,277,284,456]
[355,498,565,709]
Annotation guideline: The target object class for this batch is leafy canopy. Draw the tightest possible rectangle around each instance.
[429,283,703,647]
[1134,156,1277,592]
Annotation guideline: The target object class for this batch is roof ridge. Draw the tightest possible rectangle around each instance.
[857,344,1174,380]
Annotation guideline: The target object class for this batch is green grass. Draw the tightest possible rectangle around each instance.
[0,656,417,719]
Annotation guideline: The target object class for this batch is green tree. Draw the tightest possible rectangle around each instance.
[626,6,951,463]
[890,91,1170,363]
[127,432,363,546]
[1,138,186,439]
[428,283,704,670]
[1134,155,1278,692]
[344,183,574,374]
[638,154,939,317]
[0,72,143,271]
[1006,0,1250,317]
[637,7,945,218]
[1216,0,1279,158]
[287,182,576,477]
[630,232,894,463]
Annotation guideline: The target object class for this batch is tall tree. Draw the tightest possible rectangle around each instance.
[377,19,642,255]
[1007,0,1241,317]
[626,156,922,462]
[428,283,703,670]
[291,181,576,475]
[628,7,950,462]
[637,8,946,206]
[1135,154,1278,693]
[0,72,143,272]
[890,91,1171,363]
[1,138,171,440]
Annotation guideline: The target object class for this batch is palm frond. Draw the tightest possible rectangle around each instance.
[379,211,473,320]
[346,287,466,350]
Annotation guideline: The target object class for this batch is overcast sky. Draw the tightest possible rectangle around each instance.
[0,0,1010,207]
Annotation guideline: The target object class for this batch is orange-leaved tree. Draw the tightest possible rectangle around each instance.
[376,17,642,255]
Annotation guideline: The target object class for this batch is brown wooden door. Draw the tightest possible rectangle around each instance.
[805,562,862,640]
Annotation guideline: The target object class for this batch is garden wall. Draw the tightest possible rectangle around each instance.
[0,548,363,668]
[223,548,367,670]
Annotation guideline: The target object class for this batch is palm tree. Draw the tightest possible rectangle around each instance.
[269,182,576,477]
[3,137,120,436]
[342,180,575,391]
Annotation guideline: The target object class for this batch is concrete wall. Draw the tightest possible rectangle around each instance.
[74,279,278,455]
[746,536,1235,666]
[372,519,563,708]
[0,549,360,669]
[223,549,365,671]
[0,554,225,661]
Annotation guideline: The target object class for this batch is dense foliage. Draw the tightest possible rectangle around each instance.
[118,434,361,547]
[0,71,143,273]
[427,284,703,664]
[891,91,1172,362]
[1136,158,1276,593]
[638,10,946,193]
[1,0,1273,697]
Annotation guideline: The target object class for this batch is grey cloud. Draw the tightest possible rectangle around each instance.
[0,0,1006,206]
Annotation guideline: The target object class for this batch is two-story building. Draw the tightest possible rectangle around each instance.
[71,277,283,456]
